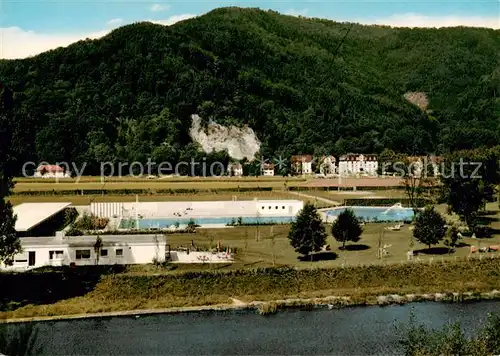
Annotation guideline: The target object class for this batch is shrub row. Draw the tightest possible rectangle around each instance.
[85,229,197,236]
[15,177,305,184]
[13,187,275,196]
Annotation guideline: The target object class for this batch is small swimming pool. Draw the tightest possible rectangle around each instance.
[326,206,415,222]
[119,216,296,229]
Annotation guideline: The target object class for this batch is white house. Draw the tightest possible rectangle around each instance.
[319,155,336,176]
[291,155,313,175]
[262,163,275,176]
[338,154,378,177]
[228,163,243,176]
[1,234,167,272]
[34,164,71,178]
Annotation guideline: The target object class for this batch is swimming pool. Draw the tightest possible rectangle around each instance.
[326,206,415,222]
[119,216,296,229]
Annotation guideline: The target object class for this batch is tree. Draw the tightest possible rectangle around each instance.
[0,85,20,266]
[186,218,197,233]
[444,225,460,254]
[288,202,327,259]
[441,148,500,229]
[413,207,447,249]
[403,156,435,215]
[269,226,278,267]
[377,227,385,259]
[93,235,103,265]
[331,208,363,249]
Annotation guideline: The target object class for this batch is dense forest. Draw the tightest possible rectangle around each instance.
[1,7,499,175]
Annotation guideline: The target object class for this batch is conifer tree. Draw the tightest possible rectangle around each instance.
[0,84,20,265]
[288,202,327,259]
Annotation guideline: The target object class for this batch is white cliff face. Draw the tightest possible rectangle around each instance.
[189,114,261,161]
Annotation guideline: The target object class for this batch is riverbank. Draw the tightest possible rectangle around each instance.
[2,289,500,324]
[3,257,500,323]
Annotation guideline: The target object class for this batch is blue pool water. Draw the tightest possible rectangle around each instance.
[119,216,295,229]
[326,206,415,222]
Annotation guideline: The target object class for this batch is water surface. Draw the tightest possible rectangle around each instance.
[6,300,500,355]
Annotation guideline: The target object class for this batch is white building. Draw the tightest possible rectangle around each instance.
[34,164,71,178]
[228,163,243,176]
[338,154,378,177]
[13,202,72,236]
[90,199,304,220]
[1,234,167,272]
[262,163,275,176]
[291,155,313,175]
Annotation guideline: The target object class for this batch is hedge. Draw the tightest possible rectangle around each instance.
[86,229,196,235]
[13,186,275,196]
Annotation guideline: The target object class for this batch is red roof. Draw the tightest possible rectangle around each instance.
[340,154,377,161]
[291,155,313,163]
[37,165,64,172]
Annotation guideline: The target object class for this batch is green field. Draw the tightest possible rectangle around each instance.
[14,176,307,183]
[160,221,500,271]
[3,255,500,320]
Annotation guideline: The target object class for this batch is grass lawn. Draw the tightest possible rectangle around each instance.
[12,177,309,192]
[12,181,291,191]
[300,189,407,203]
[15,176,307,183]
[128,216,500,273]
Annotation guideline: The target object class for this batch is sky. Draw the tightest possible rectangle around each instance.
[1,0,499,59]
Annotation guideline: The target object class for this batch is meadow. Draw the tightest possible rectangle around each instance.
[156,216,500,270]
[3,256,500,320]
[12,176,306,191]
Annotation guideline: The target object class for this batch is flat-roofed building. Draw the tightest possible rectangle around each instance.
[13,202,73,237]
[1,234,167,272]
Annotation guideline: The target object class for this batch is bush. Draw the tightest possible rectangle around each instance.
[73,213,109,230]
[87,229,195,235]
[400,311,500,355]
[63,208,79,226]
[65,225,84,236]
[474,225,492,239]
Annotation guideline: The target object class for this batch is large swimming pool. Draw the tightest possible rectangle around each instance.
[326,206,415,222]
[119,216,295,229]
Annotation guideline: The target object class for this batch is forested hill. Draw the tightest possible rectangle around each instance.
[1,7,500,174]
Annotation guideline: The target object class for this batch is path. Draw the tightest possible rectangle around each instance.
[287,191,341,206]
[230,298,247,306]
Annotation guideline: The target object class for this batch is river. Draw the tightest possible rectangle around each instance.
[4,301,500,355]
